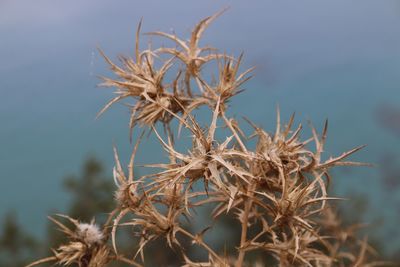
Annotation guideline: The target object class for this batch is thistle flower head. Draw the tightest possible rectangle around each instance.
[148,9,228,78]
[27,215,109,267]
[114,183,141,208]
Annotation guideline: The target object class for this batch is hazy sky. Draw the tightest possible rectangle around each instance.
[1,0,400,79]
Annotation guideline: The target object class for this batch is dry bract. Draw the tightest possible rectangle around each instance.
[27,215,110,267]
[29,10,386,267]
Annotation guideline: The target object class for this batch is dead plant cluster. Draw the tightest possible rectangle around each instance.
[29,11,388,267]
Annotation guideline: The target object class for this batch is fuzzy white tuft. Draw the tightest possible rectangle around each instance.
[76,223,104,245]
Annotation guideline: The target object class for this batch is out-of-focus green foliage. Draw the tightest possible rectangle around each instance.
[47,157,115,249]
[0,211,39,267]
[63,157,115,222]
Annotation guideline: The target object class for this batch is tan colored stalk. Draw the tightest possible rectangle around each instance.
[235,198,251,267]
[235,182,257,267]
[221,112,247,153]
[177,227,226,265]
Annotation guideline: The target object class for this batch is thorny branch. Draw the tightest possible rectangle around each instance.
[28,10,388,267]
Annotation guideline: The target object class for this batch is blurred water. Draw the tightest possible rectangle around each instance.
[1,0,399,253]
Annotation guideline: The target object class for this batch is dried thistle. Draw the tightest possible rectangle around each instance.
[30,10,388,267]
[148,9,228,95]
[27,215,110,267]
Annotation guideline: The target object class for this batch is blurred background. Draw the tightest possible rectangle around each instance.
[1,0,399,265]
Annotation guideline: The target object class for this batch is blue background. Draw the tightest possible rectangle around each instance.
[1,0,399,254]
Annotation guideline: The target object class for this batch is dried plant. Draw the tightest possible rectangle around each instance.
[27,215,138,267]
[29,11,389,267]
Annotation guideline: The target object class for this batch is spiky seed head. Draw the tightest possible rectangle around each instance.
[115,183,140,208]
[163,182,183,204]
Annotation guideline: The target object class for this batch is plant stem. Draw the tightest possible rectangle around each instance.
[103,208,118,235]
[178,227,225,265]
[221,113,247,152]
[236,194,253,267]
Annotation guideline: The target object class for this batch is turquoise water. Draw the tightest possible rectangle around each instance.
[1,0,400,254]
